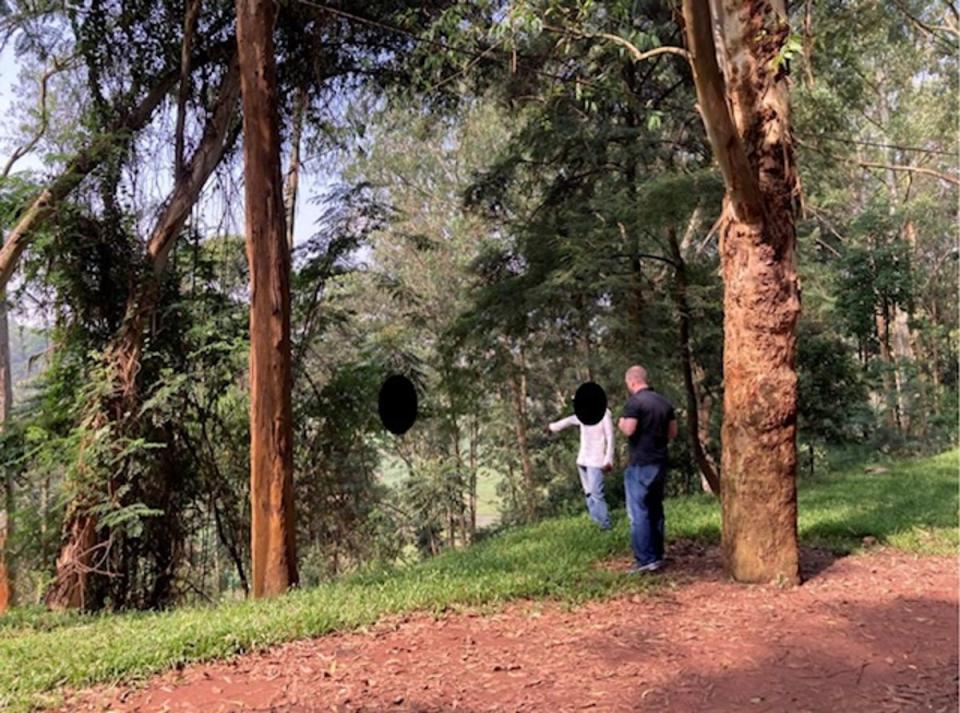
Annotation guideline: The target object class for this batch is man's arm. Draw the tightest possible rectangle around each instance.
[618,417,637,437]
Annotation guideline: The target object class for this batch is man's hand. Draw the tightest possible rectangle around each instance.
[602,463,613,473]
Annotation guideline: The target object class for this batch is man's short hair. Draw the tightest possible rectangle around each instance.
[625,365,648,384]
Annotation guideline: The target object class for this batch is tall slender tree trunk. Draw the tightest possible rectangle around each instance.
[682,0,800,584]
[666,226,720,495]
[802,0,815,88]
[468,413,478,536]
[175,0,203,179]
[695,363,718,492]
[283,86,308,252]
[877,81,913,433]
[875,301,902,430]
[506,344,535,521]
[237,0,298,597]
[0,291,13,613]
[40,475,50,567]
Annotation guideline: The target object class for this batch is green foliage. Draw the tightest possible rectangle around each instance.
[0,0,955,621]
[835,227,913,349]
[796,318,870,442]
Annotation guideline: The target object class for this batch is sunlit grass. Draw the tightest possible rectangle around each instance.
[0,449,955,711]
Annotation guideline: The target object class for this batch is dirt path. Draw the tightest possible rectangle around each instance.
[58,544,958,712]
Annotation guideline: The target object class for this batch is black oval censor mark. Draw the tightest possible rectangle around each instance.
[573,381,607,426]
[378,374,418,435]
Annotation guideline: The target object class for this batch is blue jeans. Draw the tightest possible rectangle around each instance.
[577,465,611,529]
[624,463,666,566]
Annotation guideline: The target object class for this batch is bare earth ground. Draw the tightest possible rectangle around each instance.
[58,543,958,713]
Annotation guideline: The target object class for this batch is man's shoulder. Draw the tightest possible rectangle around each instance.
[639,389,674,411]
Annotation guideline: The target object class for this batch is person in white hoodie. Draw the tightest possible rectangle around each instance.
[547,408,615,530]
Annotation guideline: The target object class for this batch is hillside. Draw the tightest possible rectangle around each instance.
[1,448,956,711]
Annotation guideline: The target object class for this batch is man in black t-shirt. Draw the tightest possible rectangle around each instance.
[617,365,677,573]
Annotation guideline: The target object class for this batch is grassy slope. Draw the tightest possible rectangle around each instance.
[1,449,956,711]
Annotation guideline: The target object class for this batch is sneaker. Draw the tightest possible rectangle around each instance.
[627,560,664,574]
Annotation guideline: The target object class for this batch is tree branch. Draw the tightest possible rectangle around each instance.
[1,56,74,180]
[797,137,959,187]
[543,24,689,63]
[856,160,959,187]
[174,0,203,178]
[891,0,958,44]
[0,39,236,291]
[680,0,762,222]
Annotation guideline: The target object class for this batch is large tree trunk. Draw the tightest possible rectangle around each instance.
[237,0,299,597]
[666,226,720,495]
[0,291,12,613]
[682,0,800,584]
[506,344,536,522]
[110,60,241,405]
[44,510,99,610]
[44,60,241,612]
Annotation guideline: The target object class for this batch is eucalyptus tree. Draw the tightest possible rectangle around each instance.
[790,0,958,436]
[419,0,725,500]
[0,0,465,609]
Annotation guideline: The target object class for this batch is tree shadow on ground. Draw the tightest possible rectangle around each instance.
[626,539,848,586]
[578,594,957,713]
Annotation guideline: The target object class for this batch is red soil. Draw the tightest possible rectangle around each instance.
[57,543,958,712]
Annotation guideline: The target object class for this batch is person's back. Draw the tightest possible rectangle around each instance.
[618,365,677,572]
[623,389,674,466]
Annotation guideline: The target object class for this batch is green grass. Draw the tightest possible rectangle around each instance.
[799,448,959,554]
[667,448,959,555]
[1,449,956,711]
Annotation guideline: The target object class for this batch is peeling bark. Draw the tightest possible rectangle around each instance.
[682,0,800,584]
[44,506,99,611]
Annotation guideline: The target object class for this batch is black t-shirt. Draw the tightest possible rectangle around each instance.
[621,388,676,466]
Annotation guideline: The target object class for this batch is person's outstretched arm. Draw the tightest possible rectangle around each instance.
[548,414,579,433]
